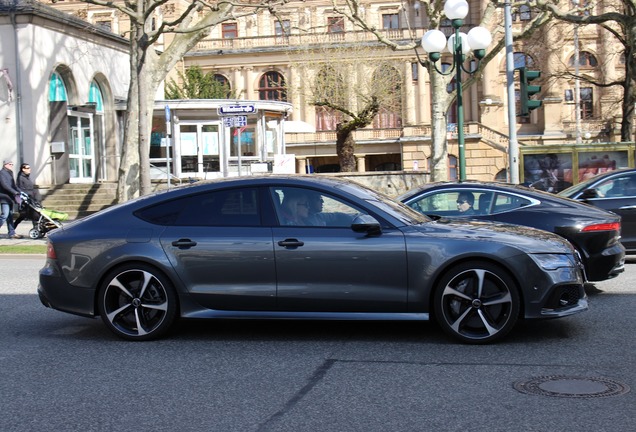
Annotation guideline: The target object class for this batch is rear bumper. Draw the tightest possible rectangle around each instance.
[38,262,96,318]
[585,243,625,281]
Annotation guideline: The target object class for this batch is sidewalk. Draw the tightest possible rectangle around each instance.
[0,221,51,246]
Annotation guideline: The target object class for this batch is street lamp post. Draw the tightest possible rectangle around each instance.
[415,0,492,181]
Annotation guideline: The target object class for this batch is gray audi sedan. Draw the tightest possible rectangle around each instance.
[39,176,587,344]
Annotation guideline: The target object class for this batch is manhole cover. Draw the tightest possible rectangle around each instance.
[514,376,630,399]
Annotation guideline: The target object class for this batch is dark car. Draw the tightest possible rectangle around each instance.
[558,168,636,253]
[39,176,587,344]
[399,181,624,282]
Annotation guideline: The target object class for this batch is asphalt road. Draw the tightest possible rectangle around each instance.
[1,256,634,432]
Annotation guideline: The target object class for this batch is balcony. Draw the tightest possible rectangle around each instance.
[192,28,422,53]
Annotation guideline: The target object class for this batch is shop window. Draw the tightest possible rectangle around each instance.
[258,71,286,101]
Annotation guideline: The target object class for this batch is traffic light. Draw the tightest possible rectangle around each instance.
[519,67,542,116]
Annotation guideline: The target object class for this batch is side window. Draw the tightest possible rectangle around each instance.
[408,190,482,216]
[492,193,532,213]
[136,187,260,226]
[599,175,636,198]
[271,187,365,227]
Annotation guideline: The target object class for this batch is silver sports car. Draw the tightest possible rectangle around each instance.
[39,176,587,344]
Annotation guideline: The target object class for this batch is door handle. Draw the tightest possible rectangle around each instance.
[278,238,304,248]
[171,238,197,248]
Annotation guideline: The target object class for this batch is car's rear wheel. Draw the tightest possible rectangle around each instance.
[434,261,520,344]
[97,264,177,341]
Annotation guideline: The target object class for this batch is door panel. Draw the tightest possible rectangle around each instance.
[273,227,408,312]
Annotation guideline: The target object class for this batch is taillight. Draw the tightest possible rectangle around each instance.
[581,222,620,232]
[46,241,57,259]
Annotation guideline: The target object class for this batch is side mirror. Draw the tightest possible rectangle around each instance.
[580,188,599,200]
[351,214,382,236]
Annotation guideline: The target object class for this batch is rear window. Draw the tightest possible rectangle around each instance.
[135,187,260,226]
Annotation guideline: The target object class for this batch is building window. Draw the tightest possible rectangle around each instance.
[88,81,104,112]
[412,63,419,81]
[382,13,399,29]
[512,5,532,21]
[259,71,286,101]
[515,89,530,123]
[569,51,598,68]
[315,106,342,131]
[327,17,344,33]
[580,87,594,119]
[275,19,290,36]
[49,71,67,102]
[222,23,238,39]
[214,74,233,98]
[427,155,458,181]
[96,20,111,32]
[372,67,402,129]
[513,52,535,69]
[275,19,290,44]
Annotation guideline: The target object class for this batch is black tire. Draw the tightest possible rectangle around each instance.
[97,263,178,341]
[434,261,520,344]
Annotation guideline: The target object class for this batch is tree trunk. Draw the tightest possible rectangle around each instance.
[428,71,452,182]
[621,43,636,141]
[336,126,357,172]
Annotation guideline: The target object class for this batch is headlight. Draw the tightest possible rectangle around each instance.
[531,253,575,270]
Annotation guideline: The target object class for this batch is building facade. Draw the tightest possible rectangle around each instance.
[3,0,632,189]
[0,0,130,185]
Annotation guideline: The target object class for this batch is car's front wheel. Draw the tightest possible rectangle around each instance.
[97,264,177,341]
[434,261,520,344]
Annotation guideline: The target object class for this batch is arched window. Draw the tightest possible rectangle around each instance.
[259,71,286,101]
[49,71,67,101]
[89,80,104,112]
[213,74,232,98]
[372,67,402,129]
[314,67,344,131]
[569,51,598,68]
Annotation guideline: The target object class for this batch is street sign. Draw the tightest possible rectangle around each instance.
[218,104,257,115]
[222,116,247,127]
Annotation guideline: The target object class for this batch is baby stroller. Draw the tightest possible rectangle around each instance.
[18,192,69,239]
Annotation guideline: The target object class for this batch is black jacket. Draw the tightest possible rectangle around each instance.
[0,167,19,204]
[17,170,41,202]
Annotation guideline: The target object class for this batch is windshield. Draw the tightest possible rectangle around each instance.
[558,177,597,197]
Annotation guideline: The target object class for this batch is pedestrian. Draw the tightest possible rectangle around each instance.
[0,159,23,239]
[14,162,41,229]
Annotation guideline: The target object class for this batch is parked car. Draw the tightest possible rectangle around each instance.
[558,168,636,254]
[399,181,624,282]
[39,176,587,344]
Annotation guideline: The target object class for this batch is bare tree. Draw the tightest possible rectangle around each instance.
[289,39,404,171]
[536,0,636,141]
[78,0,286,201]
[334,0,551,181]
